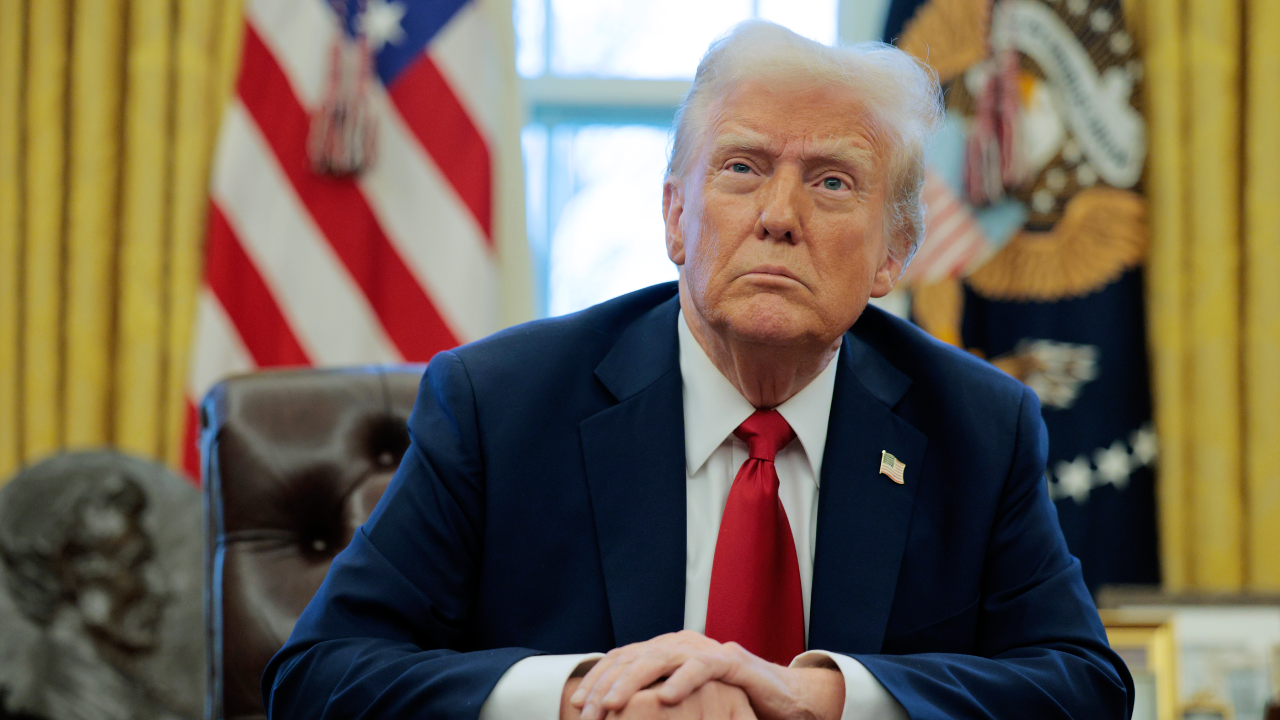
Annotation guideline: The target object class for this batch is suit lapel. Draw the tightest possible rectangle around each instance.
[808,329,927,654]
[581,297,687,647]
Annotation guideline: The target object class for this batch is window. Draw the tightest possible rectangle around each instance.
[517,0,893,317]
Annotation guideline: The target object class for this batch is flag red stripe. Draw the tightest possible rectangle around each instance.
[205,203,312,367]
[182,397,201,483]
[925,199,964,235]
[237,25,460,360]
[927,222,977,260]
[919,231,978,276]
[389,54,493,244]
[925,194,960,222]
[954,239,987,275]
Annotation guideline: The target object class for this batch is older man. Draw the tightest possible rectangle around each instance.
[263,21,1132,720]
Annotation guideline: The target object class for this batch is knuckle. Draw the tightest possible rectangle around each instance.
[721,641,748,663]
[631,691,660,711]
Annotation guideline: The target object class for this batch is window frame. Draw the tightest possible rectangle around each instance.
[517,0,893,316]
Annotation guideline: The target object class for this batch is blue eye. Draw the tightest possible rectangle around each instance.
[732,163,751,173]
[823,177,845,190]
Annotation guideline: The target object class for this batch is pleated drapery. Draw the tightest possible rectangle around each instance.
[2,0,1279,595]
[0,0,245,480]
[1137,0,1280,591]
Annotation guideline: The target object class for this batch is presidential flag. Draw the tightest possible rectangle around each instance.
[886,0,1161,591]
[183,0,520,477]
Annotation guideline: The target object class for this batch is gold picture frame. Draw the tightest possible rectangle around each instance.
[1101,610,1179,720]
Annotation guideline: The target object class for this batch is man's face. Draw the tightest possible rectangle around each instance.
[66,492,166,652]
[664,79,901,350]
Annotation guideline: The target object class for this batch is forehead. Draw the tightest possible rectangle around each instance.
[701,79,882,163]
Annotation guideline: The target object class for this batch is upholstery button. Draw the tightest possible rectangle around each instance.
[311,539,328,553]
[377,451,395,467]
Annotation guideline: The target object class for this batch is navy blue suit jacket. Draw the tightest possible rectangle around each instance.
[263,283,1133,719]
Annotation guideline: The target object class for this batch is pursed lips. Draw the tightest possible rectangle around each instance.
[741,265,802,284]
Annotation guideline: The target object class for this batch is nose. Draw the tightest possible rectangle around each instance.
[755,168,806,244]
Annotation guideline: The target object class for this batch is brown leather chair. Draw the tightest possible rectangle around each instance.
[201,365,425,720]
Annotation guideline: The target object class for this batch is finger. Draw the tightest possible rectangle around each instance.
[658,641,763,706]
[582,654,645,720]
[580,634,714,719]
[699,681,757,720]
[576,645,629,707]
[570,669,600,707]
[590,650,685,720]
[726,683,759,720]
[598,650,687,712]
[603,688,663,720]
[654,655,723,705]
[573,650,623,706]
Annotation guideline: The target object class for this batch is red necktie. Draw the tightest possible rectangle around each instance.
[704,409,806,665]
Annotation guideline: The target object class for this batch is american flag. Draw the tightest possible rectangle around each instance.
[879,450,906,485]
[901,170,991,284]
[183,0,512,477]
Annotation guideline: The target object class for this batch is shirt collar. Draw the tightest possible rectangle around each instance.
[678,309,840,483]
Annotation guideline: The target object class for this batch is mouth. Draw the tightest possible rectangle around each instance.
[742,265,802,284]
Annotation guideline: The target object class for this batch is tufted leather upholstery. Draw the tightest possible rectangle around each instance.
[200,365,425,720]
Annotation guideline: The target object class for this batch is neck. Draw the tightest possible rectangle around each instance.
[680,292,840,409]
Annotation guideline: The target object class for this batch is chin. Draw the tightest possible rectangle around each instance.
[723,296,820,347]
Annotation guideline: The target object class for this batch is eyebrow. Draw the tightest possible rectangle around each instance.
[711,130,878,173]
[805,136,879,172]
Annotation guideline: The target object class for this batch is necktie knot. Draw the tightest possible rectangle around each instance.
[733,410,795,462]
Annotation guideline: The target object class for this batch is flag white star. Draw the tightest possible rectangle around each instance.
[359,0,407,52]
[1095,440,1132,489]
[1055,456,1094,505]
[1131,424,1158,466]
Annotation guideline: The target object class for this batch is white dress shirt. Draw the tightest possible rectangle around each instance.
[479,311,907,720]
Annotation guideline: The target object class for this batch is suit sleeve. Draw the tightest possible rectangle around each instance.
[851,387,1135,720]
[261,351,539,720]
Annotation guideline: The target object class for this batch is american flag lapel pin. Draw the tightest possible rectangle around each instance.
[879,450,906,485]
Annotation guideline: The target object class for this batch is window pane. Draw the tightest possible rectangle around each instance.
[549,0,751,79]
[546,125,676,316]
[514,0,547,77]
[521,124,550,314]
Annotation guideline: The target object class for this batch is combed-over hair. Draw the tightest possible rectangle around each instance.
[667,20,943,269]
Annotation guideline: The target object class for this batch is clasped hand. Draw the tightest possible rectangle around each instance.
[562,631,844,720]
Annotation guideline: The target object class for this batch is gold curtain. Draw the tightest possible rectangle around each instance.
[1139,0,1280,591]
[0,0,244,481]
[3,0,1277,590]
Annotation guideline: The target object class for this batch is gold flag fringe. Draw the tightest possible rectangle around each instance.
[910,276,965,347]
[899,0,992,85]
[966,187,1148,302]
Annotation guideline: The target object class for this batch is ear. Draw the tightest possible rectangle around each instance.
[869,244,904,299]
[663,179,686,266]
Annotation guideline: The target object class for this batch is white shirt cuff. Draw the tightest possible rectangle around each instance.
[791,650,908,720]
[478,653,605,720]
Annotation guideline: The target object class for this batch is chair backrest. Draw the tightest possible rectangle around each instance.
[201,365,425,720]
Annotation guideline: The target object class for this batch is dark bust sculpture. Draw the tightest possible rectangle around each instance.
[0,452,203,720]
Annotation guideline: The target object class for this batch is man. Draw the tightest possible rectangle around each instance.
[0,452,204,720]
[263,21,1133,720]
